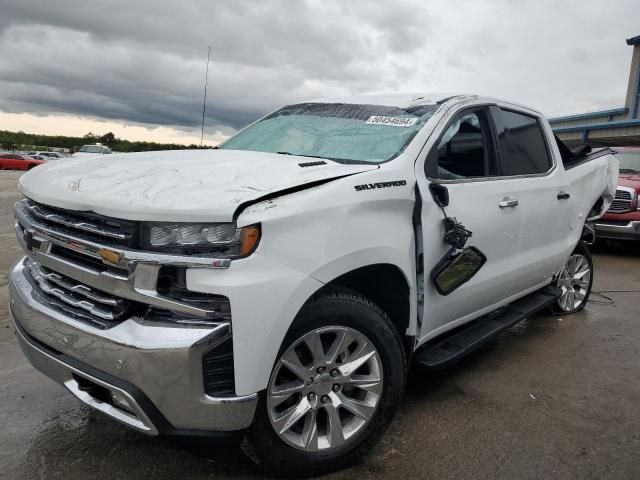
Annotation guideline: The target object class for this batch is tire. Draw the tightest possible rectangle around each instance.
[242,292,407,477]
[546,241,593,315]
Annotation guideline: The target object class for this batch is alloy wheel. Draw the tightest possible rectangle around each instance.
[267,326,383,452]
[556,253,591,312]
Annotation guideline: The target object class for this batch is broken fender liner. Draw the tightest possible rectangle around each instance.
[232,168,378,221]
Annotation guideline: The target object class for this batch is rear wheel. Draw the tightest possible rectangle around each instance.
[242,292,406,477]
[547,242,593,315]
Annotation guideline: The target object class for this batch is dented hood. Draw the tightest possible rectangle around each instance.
[19,149,378,222]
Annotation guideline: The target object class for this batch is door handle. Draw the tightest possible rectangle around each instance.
[557,191,571,200]
[498,198,519,208]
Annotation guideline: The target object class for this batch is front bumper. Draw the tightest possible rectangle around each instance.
[594,220,640,241]
[9,258,257,435]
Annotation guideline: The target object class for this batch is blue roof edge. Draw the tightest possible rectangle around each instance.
[549,108,628,124]
[552,118,640,134]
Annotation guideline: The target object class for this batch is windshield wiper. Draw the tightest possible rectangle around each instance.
[275,151,374,165]
[325,157,378,165]
[619,168,639,173]
[277,152,326,160]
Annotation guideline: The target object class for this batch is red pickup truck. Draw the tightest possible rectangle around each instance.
[594,147,640,242]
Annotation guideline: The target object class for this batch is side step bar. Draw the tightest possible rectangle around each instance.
[415,289,556,369]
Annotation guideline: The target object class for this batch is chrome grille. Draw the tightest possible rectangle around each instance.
[25,199,136,247]
[14,197,231,325]
[607,188,634,213]
[25,259,131,329]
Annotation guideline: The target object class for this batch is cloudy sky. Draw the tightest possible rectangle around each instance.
[0,0,638,145]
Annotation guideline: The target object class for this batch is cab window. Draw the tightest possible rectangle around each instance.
[491,107,551,176]
[431,110,496,180]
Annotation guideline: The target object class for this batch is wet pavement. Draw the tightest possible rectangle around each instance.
[0,171,639,479]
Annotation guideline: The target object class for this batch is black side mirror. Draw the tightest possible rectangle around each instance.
[431,246,486,295]
[429,183,449,207]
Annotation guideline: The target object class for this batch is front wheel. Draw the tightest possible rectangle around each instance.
[242,292,406,477]
[547,242,593,315]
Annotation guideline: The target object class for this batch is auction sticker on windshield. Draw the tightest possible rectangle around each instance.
[366,116,418,127]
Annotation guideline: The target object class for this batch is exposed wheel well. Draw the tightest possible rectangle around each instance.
[316,264,412,349]
[587,196,605,220]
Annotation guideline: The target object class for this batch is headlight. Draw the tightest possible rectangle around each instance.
[142,222,260,257]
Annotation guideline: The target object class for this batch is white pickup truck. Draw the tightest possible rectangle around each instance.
[72,143,113,158]
[9,93,617,476]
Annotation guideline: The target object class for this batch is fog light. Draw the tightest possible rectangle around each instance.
[110,391,133,413]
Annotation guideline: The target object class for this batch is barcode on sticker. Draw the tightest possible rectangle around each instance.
[366,116,418,127]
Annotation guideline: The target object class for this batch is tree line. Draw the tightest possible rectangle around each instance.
[0,130,211,153]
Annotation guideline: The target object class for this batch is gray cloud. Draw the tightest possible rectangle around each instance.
[0,0,638,138]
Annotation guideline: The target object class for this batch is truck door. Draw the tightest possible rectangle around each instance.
[416,107,529,341]
[489,106,573,291]
[416,106,571,341]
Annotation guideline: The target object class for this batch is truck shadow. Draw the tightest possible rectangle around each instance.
[13,311,589,480]
[404,315,554,402]
[16,404,264,480]
[592,239,640,256]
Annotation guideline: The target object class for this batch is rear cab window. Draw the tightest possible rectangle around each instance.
[490,107,552,176]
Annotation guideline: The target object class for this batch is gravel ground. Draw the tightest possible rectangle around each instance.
[0,170,639,479]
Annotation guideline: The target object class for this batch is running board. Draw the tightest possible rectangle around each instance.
[415,289,556,369]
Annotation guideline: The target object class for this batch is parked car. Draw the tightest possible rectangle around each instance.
[9,93,617,477]
[28,155,48,161]
[0,153,46,170]
[72,143,112,158]
[27,151,65,159]
[594,147,640,242]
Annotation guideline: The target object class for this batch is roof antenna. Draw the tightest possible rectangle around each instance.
[200,45,211,147]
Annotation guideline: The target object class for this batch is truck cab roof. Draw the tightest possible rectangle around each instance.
[308,92,467,107]
[306,92,544,118]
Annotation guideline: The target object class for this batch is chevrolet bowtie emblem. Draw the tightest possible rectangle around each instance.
[98,248,122,265]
